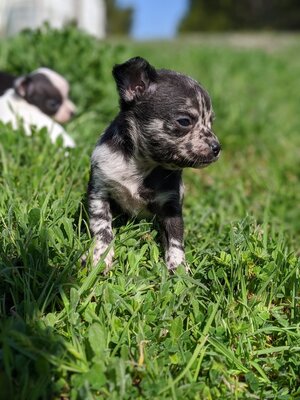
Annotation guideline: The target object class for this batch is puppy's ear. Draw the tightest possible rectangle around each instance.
[113,57,157,102]
[14,75,34,98]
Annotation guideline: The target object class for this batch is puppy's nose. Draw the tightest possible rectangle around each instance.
[211,141,221,157]
[70,110,76,118]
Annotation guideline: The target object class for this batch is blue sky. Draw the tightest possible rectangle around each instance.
[117,0,188,39]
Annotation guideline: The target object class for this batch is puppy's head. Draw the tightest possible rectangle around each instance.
[113,57,220,169]
[14,68,76,123]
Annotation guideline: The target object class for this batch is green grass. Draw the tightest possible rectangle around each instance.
[0,26,300,399]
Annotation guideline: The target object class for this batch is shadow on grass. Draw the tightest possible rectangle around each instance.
[0,218,86,399]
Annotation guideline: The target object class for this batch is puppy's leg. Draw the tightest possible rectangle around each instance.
[88,195,114,271]
[159,202,187,272]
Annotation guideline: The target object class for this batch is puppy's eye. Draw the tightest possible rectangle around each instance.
[177,117,192,127]
[47,99,60,111]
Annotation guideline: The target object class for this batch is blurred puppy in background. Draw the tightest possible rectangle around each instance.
[0,68,76,148]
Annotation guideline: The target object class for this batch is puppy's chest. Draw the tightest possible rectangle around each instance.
[98,156,152,215]
[93,145,182,216]
[109,174,150,216]
[105,168,182,217]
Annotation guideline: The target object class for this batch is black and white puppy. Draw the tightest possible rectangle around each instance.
[0,68,76,147]
[87,57,221,272]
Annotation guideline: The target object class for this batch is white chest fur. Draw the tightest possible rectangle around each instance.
[92,144,151,216]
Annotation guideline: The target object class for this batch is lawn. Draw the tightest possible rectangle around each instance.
[0,26,300,399]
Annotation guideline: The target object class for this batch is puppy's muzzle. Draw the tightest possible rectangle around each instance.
[54,100,76,123]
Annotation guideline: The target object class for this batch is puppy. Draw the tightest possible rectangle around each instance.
[87,57,221,272]
[0,68,76,147]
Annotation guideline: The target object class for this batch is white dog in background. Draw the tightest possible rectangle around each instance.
[0,68,76,148]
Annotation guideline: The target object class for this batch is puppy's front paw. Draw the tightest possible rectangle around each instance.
[166,248,189,273]
[81,244,114,274]
[93,246,114,274]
